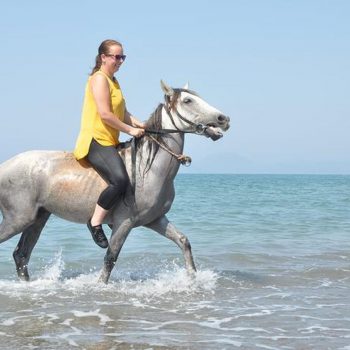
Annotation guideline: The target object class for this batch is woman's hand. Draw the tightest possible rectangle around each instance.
[124,109,147,130]
[129,127,145,138]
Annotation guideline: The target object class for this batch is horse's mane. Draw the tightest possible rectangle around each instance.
[114,105,163,179]
[136,103,164,175]
[136,89,187,175]
[126,88,197,178]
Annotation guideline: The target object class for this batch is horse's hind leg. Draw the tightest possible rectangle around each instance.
[13,208,51,281]
[0,192,41,244]
[0,214,29,244]
[145,215,197,275]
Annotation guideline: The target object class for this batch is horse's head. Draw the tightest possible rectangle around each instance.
[160,80,230,140]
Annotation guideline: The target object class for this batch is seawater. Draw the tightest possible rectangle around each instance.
[0,174,350,349]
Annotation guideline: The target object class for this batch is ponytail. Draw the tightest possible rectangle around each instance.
[91,55,102,75]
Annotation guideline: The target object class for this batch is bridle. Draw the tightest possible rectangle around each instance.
[143,89,211,166]
[130,89,219,193]
[161,91,209,136]
[146,89,209,136]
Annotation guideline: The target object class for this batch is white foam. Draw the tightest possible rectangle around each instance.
[33,324,84,348]
[45,313,60,324]
[62,271,102,292]
[251,292,291,300]
[254,343,281,350]
[298,325,350,334]
[0,253,218,304]
[56,328,82,348]
[195,338,243,347]
[60,318,74,326]
[233,309,273,319]
[230,327,271,333]
[1,317,16,326]
[116,267,218,298]
[72,309,113,326]
[200,317,233,330]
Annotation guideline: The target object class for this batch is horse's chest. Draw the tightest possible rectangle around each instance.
[136,187,174,221]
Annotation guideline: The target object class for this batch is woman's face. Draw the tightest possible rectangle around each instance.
[102,44,125,74]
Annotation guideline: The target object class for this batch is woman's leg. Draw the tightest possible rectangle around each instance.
[86,139,129,247]
[90,205,109,227]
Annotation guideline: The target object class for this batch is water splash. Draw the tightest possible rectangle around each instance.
[115,267,218,298]
[41,250,65,281]
[0,250,66,296]
[0,253,218,299]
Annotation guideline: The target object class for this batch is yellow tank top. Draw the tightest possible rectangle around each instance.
[73,70,125,160]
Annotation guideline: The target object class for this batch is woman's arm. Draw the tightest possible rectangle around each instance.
[124,108,146,129]
[90,74,144,138]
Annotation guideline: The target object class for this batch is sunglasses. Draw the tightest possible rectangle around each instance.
[106,54,126,61]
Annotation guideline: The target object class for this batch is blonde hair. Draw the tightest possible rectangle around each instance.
[90,39,123,75]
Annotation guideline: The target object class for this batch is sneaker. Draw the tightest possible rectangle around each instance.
[87,218,108,249]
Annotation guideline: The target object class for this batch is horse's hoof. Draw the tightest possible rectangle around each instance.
[98,271,109,284]
[17,268,30,282]
[187,268,197,279]
[14,254,30,281]
[98,277,108,284]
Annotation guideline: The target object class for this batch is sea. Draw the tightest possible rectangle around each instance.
[0,174,349,350]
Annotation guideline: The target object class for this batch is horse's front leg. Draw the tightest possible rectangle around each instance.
[99,218,133,284]
[145,215,197,276]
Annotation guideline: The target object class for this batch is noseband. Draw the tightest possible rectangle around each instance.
[146,89,209,137]
[162,91,208,135]
[130,90,210,193]
[143,89,211,166]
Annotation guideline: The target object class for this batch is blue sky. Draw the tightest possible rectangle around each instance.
[0,0,349,173]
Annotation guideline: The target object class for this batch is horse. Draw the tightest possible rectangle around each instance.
[0,81,230,284]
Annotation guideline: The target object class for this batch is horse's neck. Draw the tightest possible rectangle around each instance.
[160,108,185,154]
[161,132,184,179]
[161,107,185,134]
[137,108,185,182]
[158,109,185,180]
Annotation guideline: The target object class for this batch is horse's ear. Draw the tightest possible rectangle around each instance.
[160,80,174,97]
[183,82,189,90]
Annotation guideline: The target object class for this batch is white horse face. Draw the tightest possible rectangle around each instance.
[161,81,230,140]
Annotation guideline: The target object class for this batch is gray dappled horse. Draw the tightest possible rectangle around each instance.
[0,81,230,283]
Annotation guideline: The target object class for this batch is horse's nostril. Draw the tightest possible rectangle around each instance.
[217,115,228,124]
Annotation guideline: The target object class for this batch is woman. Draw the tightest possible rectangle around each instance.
[74,39,145,249]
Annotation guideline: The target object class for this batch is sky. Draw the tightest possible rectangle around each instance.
[0,0,349,174]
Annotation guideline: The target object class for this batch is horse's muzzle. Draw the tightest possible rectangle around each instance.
[204,126,223,141]
[218,115,230,131]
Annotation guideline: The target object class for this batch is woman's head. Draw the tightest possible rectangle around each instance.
[91,39,126,75]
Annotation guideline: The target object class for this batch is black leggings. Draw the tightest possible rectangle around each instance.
[87,138,129,210]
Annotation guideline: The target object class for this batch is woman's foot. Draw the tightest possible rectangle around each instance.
[87,218,108,248]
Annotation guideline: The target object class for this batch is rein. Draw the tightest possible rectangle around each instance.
[143,90,209,165]
[145,92,208,137]
[146,134,192,166]
[130,90,205,193]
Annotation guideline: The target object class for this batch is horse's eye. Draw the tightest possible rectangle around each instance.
[183,98,192,104]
